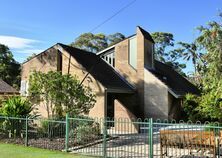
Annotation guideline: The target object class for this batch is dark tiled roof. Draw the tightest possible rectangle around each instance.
[137,26,155,43]
[58,44,134,93]
[149,60,200,97]
[0,79,18,94]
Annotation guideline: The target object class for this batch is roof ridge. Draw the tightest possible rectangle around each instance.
[59,44,134,92]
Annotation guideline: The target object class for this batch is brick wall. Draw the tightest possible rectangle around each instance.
[21,45,106,118]
[144,68,169,119]
[60,48,105,118]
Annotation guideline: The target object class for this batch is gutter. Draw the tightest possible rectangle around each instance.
[106,88,134,94]
[168,89,184,99]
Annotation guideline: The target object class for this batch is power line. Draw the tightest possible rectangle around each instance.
[89,0,137,33]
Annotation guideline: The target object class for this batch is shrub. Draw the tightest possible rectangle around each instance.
[37,119,66,139]
[69,120,100,145]
[0,96,34,117]
[71,115,95,127]
[0,96,35,137]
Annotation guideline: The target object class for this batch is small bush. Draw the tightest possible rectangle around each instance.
[69,121,100,145]
[71,115,95,127]
[0,96,35,137]
[37,119,66,139]
[182,94,202,122]
[0,96,34,117]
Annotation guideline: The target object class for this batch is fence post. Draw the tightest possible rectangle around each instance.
[65,113,69,152]
[25,116,28,146]
[102,118,107,158]
[149,118,153,158]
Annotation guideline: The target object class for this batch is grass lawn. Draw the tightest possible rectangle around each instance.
[0,143,95,158]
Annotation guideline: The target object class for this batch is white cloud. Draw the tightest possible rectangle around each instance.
[16,49,44,55]
[0,35,39,49]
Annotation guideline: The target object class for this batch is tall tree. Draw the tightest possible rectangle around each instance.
[177,42,204,74]
[70,33,107,53]
[183,14,222,121]
[0,44,20,89]
[151,32,174,62]
[107,33,125,46]
[151,32,186,75]
[70,32,125,53]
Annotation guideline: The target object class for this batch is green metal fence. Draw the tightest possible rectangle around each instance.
[0,115,222,158]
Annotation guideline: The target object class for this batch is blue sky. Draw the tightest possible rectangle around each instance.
[0,0,221,73]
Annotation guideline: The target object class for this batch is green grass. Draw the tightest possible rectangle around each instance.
[0,143,94,158]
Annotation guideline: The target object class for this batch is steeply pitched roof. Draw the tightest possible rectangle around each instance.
[58,43,135,93]
[0,79,18,94]
[148,60,200,98]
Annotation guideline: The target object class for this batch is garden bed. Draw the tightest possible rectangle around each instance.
[0,138,65,150]
[0,135,106,151]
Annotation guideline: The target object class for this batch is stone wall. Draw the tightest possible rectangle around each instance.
[21,45,106,118]
[144,68,169,119]
[59,47,105,118]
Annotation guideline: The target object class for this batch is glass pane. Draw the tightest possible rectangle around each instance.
[129,37,137,69]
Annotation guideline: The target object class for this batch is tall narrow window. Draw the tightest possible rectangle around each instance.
[129,36,137,69]
[57,50,62,71]
[20,80,28,96]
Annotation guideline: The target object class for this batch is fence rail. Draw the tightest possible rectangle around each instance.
[0,115,222,158]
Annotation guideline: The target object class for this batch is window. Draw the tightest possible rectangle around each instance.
[102,49,115,67]
[129,36,137,69]
[57,50,62,71]
[20,80,29,96]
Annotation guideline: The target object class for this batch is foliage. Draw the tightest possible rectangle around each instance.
[177,42,201,74]
[0,96,34,117]
[29,71,96,118]
[183,13,222,121]
[70,32,125,53]
[0,96,35,137]
[151,32,186,75]
[38,120,66,139]
[75,124,100,145]
[151,32,174,61]
[107,32,125,46]
[182,94,205,122]
[0,44,20,89]
[69,121,100,145]
[25,53,37,62]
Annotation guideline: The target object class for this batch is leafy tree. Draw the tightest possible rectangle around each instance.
[177,42,206,75]
[28,71,96,118]
[151,32,174,62]
[0,44,20,89]
[70,33,107,53]
[107,33,125,46]
[70,32,125,53]
[183,14,222,121]
[151,32,186,75]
